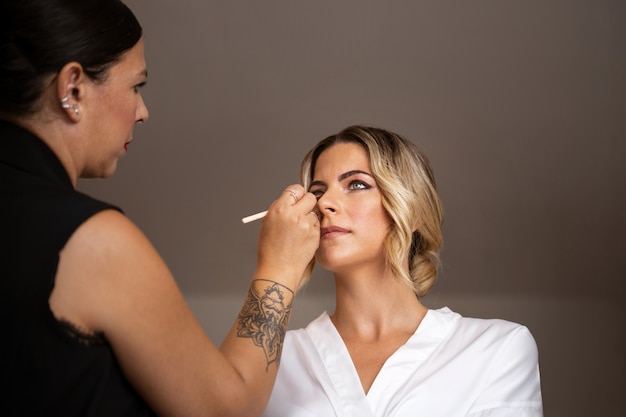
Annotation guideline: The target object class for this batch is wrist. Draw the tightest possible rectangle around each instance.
[250,278,296,296]
[237,279,295,369]
[252,265,302,293]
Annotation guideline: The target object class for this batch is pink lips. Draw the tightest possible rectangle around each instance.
[320,225,349,239]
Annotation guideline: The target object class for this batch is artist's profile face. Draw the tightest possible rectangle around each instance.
[82,38,149,178]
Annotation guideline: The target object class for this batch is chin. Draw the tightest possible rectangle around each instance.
[81,163,118,179]
[314,253,345,272]
[100,167,118,179]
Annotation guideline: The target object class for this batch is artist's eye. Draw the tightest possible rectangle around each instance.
[134,81,147,93]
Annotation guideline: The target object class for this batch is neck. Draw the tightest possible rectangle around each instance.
[330,267,427,341]
[14,114,80,187]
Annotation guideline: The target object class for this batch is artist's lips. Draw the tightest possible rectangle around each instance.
[320,225,349,239]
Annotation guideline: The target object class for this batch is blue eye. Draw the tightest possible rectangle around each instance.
[348,180,370,190]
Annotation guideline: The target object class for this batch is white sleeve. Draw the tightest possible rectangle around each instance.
[468,326,543,417]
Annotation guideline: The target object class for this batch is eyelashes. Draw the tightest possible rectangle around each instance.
[348,180,371,190]
[309,180,372,198]
[134,81,147,92]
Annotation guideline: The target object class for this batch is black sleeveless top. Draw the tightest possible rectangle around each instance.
[0,120,155,416]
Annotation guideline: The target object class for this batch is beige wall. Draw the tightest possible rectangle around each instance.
[79,1,625,415]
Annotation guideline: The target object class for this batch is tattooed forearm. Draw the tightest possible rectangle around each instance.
[237,279,294,369]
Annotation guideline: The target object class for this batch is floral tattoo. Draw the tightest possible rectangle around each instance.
[237,279,294,369]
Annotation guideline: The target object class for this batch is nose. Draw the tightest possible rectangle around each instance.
[316,188,339,218]
[136,94,149,124]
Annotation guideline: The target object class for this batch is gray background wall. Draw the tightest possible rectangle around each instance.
[78,1,625,415]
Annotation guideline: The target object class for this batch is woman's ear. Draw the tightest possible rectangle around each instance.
[412,217,421,233]
[56,62,86,120]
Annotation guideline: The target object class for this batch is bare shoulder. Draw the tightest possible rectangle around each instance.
[67,208,153,252]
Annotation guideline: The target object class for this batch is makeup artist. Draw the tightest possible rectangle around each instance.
[0,1,320,416]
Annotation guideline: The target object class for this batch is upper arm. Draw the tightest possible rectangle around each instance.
[469,326,543,416]
[51,209,236,416]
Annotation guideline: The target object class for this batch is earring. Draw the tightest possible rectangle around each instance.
[60,95,79,115]
[62,103,79,115]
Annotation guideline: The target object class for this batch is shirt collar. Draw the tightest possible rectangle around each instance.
[0,119,74,189]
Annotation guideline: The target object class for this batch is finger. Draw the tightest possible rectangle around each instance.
[294,192,318,213]
[308,211,320,227]
[282,184,305,205]
[285,189,298,204]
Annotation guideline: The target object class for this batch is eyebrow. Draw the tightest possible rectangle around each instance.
[339,170,373,181]
[136,70,148,87]
[137,69,148,81]
[310,170,373,188]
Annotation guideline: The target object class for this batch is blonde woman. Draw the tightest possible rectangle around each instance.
[264,125,543,417]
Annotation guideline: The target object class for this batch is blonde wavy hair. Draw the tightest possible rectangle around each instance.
[300,125,444,297]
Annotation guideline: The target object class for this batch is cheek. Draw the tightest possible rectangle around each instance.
[360,204,392,241]
[104,93,136,123]
[116,101,137,125]
[357,199,389,226]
